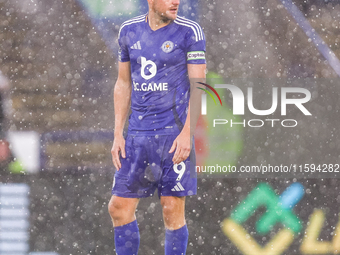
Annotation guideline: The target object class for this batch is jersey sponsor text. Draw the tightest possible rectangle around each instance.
[133,81,168,92]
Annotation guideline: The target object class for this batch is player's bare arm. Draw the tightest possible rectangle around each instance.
[111,61,132,170]
[170,63,206,164]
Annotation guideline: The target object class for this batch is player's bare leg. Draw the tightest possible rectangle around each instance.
[108,196,139,226]
[161,196,188,255]
[161,196,186,229]
[108,196,140,254]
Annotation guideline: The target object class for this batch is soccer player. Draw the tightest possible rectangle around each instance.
[108,0,206,254]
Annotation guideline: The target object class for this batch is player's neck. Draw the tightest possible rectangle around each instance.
[147,12,173,31]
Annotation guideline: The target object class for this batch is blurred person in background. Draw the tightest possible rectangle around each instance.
[0,71,13,171]
[108,0,206,254]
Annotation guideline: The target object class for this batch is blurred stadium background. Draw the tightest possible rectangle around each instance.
[0,0,340,254]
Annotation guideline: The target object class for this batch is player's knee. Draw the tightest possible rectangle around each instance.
[161,199,175,216]
[161,197,186,229]
[161,197,184,217]
[108,196,138,223]
[108,197,125,221]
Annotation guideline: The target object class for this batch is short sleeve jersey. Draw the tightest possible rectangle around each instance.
[118,14,206,135]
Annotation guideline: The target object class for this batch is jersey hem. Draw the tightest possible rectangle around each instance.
[111,191,154,198]
[118,59,130,62]
[160,191,197,197]
[127,129,181,136]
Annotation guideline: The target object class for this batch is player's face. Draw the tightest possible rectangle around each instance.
[151,0,180,21]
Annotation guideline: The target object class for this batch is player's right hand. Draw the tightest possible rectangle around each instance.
[111,135,126,170]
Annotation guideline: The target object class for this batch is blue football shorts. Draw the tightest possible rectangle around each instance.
[111,134,197,198]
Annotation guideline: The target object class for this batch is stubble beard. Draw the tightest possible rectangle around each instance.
[153,5,177,24]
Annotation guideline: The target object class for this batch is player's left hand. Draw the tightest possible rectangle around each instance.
[169,129,192,164]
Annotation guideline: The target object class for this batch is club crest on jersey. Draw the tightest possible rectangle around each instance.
[161,41,174,53]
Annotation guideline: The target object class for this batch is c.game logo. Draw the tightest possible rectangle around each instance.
[141,57,157,80]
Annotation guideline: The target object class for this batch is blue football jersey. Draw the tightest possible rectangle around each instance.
[118,14,206,135]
